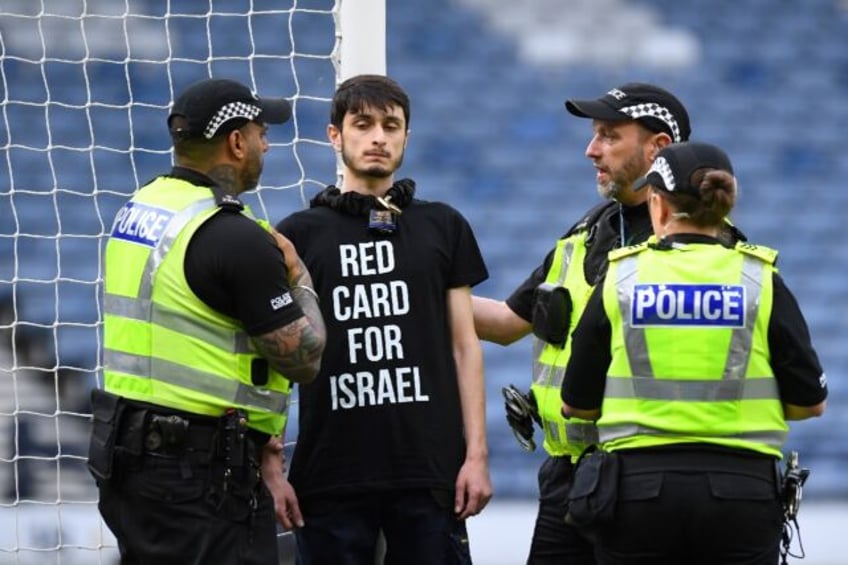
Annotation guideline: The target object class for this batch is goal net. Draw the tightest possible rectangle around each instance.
[0,0,360,562]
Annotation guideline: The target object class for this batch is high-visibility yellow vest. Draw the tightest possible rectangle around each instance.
[532,231,599,459]
[598,238,786,458]
[102,176,291,435]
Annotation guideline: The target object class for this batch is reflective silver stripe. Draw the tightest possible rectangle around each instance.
[554,240,575,287]
[533,362,565,387]
[103,349,288,413]
[236,385,291,415]
[599,424,787,449]
[532,239,575,387]
[543,419,600,448]
[565,421,600,445]
[604,375,780,401]
[614,256,652,377]
[724,256,765,379]
[616,254,766,381]
[140,198,217,299]
[532,332,560,386]
[104,293,253,354]
[544,420,561,444]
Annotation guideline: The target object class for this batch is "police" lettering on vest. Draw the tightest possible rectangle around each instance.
[630,283,745,327]
[111,202,174,247]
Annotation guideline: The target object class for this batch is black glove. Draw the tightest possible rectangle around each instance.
[502,385,541,452]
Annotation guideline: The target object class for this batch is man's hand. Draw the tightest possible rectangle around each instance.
[454,456,493,520]
[261,436,304,530]
[269,228,304,284]
[502,385,540,452]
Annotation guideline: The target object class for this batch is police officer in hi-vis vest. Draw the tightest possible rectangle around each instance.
[562,141,827,565]
[88,78,326,564]
[473,83,748,564]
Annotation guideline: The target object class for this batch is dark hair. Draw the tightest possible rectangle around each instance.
[658,169,736,227]
[330,74,410,129]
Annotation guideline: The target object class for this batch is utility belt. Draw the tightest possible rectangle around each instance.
[88,388,267,483]
[564,444,779,535]
[616,445,779,482]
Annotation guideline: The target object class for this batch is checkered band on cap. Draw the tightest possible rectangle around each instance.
[618,103,682,143]
[203,101,262,139]
[648,156,676,191]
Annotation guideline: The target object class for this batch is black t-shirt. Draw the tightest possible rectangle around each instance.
[276,180,488,499]
[170,167,304,336]
[561,234,827,410]
[506,201,652,322]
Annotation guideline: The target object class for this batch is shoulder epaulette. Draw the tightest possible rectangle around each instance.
[608,241,648,261]
[735,242,778,265]
[206,182,245,212]
[721,218,748,244]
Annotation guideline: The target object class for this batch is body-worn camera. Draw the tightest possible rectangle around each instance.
[531,283,572,348]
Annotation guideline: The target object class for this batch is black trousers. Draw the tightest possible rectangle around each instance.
[527,455,596,565]
[295,489,472,565]
[594,447,783,565]
[94,401,276,565]
[99,453,277,565]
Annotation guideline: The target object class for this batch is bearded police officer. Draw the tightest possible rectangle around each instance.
[88,77,326,563]
[562,142,827,565]
[473,83,744,564]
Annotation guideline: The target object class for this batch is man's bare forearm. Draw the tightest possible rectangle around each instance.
[254,257,326,383]
[289,256,326,379]
[254,314,325,383]
[472,296,531,345]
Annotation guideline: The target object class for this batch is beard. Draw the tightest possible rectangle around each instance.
[341,147,404,179]
[596,149,648,202]
[242,159,262,191]
[360,165,393,178]
[596,179,620,201]
[239,142,264,192]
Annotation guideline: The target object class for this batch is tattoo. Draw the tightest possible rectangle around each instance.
[289,256,313,288]
[253,281,326,384]
[206,164,240,195]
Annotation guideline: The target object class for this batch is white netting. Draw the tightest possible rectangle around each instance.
[0,0,339,562]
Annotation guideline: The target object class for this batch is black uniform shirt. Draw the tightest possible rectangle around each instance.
[507,201,652,322]
[561,234,828,411]
[168,167,304,336]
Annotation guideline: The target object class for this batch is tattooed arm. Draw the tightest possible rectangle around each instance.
[252,230,326,384]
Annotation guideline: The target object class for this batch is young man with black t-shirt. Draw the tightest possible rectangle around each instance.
[276,74,493,564]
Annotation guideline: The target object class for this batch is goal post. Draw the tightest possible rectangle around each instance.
[339,0,387,80]
[0,0,384,562]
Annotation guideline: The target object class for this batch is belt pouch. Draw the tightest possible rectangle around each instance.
[87,389,125,481]
[565,446,620,529]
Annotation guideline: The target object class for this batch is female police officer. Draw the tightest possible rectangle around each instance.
[560,141,827,565]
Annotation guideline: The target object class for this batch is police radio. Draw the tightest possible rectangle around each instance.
[779,451,811,564]
[780,450,810,522]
